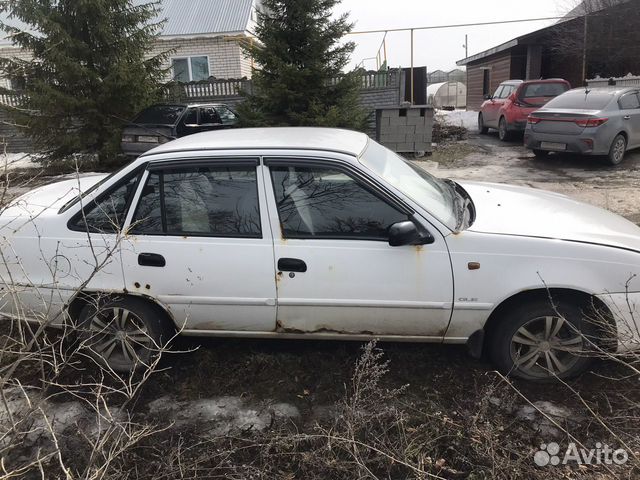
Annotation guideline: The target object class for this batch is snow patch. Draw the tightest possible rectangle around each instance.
[436,109,479,131]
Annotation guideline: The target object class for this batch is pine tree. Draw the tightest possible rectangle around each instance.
[0,0,168,162]
[238,0,368,130]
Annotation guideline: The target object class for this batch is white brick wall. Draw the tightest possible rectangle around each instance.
[0,34,253,88]
[149,36,253,80]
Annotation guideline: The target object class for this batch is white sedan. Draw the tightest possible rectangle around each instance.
[1,128,639,380]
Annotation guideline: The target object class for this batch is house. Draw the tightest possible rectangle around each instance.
[456,0,639,110]
[0,0,260,89]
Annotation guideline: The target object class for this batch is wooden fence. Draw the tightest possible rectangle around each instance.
[586,74,640,88]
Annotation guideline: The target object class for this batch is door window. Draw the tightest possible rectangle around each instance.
[69,171,141,233]
[619,92,640,110]
[132,165,262,238]
[492,86,504,99]
[199,107,222,125]
[216,106,238,124]
[269,165,408,240]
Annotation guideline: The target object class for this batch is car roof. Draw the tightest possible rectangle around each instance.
[502,79,569,86]
[145,102,230,108]
[565,87,638,96]
[141,127,371,158]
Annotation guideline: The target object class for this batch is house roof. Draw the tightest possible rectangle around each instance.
[0,0,257,46]
[456,0,630,66]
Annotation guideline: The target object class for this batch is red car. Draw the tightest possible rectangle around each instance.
[478,79,571,141]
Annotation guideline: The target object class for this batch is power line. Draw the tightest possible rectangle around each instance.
[346,15,600,35]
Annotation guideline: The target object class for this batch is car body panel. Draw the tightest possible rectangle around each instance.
[480,79,571,132]
[2,128,640,354]
[524,87,640,156]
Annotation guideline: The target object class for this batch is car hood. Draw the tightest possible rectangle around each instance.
[459,181,640,252]
[3,174,107,218]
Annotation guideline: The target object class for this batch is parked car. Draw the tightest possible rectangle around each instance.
[479,79,571,141]
[524,87,640,165]
[121,103,239,157]
[2,128,640,381]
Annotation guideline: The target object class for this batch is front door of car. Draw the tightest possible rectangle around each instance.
[263,159,454,338]
[121,159,277,332]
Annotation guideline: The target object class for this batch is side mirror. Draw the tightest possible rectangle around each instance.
[483,94,492,100]
[388,221,435,247]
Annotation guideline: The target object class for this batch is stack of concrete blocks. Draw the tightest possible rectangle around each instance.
[375,106,434,154]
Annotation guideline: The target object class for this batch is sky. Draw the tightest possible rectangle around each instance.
[333,0,576,72]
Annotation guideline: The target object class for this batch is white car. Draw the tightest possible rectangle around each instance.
[2,128,640,380]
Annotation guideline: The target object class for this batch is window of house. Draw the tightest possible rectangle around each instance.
[172,56,210,82]
[269,165,408,240]
[131,165,261,238]
[69,171,141,233]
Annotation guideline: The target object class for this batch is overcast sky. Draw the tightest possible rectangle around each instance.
[333,0,575,72]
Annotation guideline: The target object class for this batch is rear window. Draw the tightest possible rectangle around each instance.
[543,91,614,110]
[521,82,569,99]
[134,105,185,125]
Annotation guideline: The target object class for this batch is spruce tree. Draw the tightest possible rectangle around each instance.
[0,0,168,162]
[238,0,368,130]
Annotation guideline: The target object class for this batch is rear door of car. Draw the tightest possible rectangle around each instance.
[121,157,277,332]
[619,91,640,148]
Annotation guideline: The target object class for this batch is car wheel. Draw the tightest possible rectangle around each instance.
[532,149,549,158]
[78,297,173,373]
[607,134,627,165]
[478,113,489,134]
[498,117,511,141]
[489,298,597,381]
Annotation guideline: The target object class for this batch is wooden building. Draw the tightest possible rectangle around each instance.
[457,0,640,110]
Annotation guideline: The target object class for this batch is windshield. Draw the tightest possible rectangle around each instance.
[133,105,185,125]
[359,140,457,230]
[544,91,614,110]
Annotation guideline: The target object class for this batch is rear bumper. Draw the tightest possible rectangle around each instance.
[121,141,158,157]
[508,119,528,132]
[523,131,609,155]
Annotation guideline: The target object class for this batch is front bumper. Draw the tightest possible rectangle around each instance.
[596,292,640,352]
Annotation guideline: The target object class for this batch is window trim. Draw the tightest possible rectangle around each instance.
[171,55,211,82]
[129,158,264,239]
[265,157,414,242]
[67,165,146,234]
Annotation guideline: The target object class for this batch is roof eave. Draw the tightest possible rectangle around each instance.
[158,30,249,41]
[456,38,519,66]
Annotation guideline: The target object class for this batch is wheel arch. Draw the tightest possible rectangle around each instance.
[481,287,617,355]
[66,290,177,333]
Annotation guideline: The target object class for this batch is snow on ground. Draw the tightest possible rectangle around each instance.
[436,109,479,131]
[0,153,41,170]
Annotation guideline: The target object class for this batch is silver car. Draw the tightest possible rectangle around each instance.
[524,87,640,165]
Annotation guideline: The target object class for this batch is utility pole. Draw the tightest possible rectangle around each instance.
[581,14,588,84]
[410,28,414,104]
[463,34,468,58]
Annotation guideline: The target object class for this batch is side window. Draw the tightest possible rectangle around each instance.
[69,172,141,233]
[199,107,221,125]
[492,86,504,99]
[501,85,514,98]
[619,92,640,110]
[270,165,408,240]
[182,108,197,125]
[216,106,238,124]
[132,165,261,238]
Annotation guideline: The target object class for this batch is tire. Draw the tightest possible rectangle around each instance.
[488,298,597,381]
[607,134,627,165]
[478,113,489,134]
[78,296,173,373]
[533,149,549,158]
[498,117,511,141]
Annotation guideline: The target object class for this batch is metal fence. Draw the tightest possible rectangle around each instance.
[586,74,640,88]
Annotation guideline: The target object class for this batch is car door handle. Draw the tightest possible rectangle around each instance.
[277,258,307,273]
[624,115,631,120]
[138,253,166,267]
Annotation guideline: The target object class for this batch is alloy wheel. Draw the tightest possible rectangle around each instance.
[612,137,626,164]
[510,315,584,378]
[86,307,154,370]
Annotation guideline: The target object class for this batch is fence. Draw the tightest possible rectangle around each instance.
[586,74,640,88]
[0,92,27,108]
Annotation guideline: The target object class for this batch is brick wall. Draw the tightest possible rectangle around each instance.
[376,107,434,153]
